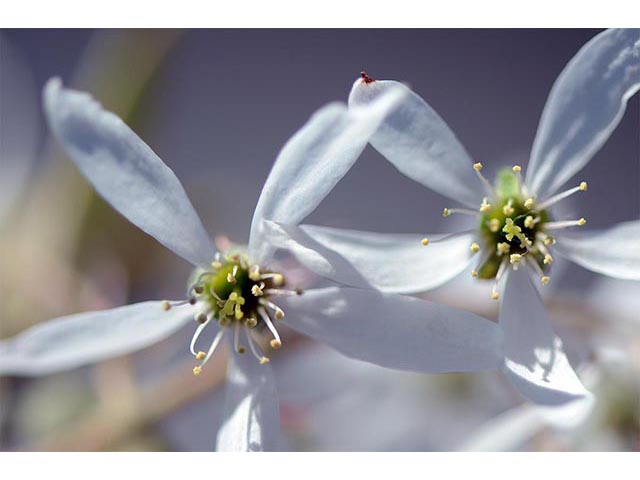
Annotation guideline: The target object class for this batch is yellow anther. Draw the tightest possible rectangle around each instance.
[442,208,451,217]
[541,276,550,285]
[509,253,522,265]
[503,204,514,216]
[211,261,223,270]
[228,292,238,301]
[470,242,480,253]
[259,357,270,365]
[193,366,202,376]
[497,242,510,254]
[251,284,264,297]
[161,301,171,311]
[421,238,429,246]
[245,317,257,329]
[543,235,556,246]
[543,254,553,265]
[512,165,522,173]
[471,270,478,278]
[491,291,499,300]
[579,181,588,191]
[270,339,282,350]
[473,162,483,171]
[479,200,491,212]
[489,218,500,232]
[196,351,206,360]
[524,198,535,209]
[524,216,535,229]
[249,266,261,281]
[274,308,285,320]
[578,218,586,226]
[272,274,284,286]
[227,273,237,284]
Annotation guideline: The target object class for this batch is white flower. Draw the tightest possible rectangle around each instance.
[271,29,640,411]
[0,78,505,451]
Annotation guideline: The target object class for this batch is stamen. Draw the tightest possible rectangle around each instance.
[190,315,212,355]
[509,253,523,268]
[488,218,501,232]
[161,301,171,311]
[259,298,285,320]
[194,329,225,373]
[527,256,550,286]
[496,242,510,255]
[502,199,514,216]
[537,181,588,210]
[245,317,258,329]
[258,306,282,350]
[479,197,492,212]
[260,273,284,286]
[264,288,302,296]
[421,238,429,246]
[524,198,535,209]
[226,265,239,284]
[543,254,553,265]
[233,322,245,354]
[246,329,269,364]
[512,165,523,192]
[251,282,265,297]
[524,215,535,229]
[491,259,509,300]
[473,162,496,197]
[470,242,481,253]
[544,218,586,230]
[443,207,480,217]
[249,265,261,281]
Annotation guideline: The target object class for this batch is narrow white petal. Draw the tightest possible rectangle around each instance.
[554,220,640,280]
[0,301,195,376]
[500,267,591,405]
[216,352,280,452]
[43,78,215,267]
[348,79,484,208]
[279,286,503,373]
[265,220,473,293]
[248,85,406,264]
[527,29,640,198]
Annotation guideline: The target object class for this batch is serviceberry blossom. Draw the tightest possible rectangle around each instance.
[271,29,640,410]
[0,78,505,451]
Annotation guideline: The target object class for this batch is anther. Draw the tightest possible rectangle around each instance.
[512,165,521,173]
[479,198,491,212]
[471,270,478,278]
[489,218,500,232]
[543,254,553,265]
[524,215,535,229]
[196,351,206,360]
[211,261,222,270]
[537,182,589,210]
[510,253,522,265]
[195,312,208,324]
[245,317,258,329]
[193,366,202,376]
[502,199,514,216]
[260,357,270,365]
[270,339,282,350]
[542,235,556,246]
[578,217,586,226]
[443,208,451,217]
[470,242,480,253]
[491,291,499,301]
[421,238,429,246]
[161,301,171,311]
[473,162,483,171]
[251,283,265,297]
[249,265,261,281]
[497,242,510,255]
[541,276,550,285]
[579,182,588,191]
[193,285,205,295]
[188,297,197,305]
[524,198,535,209]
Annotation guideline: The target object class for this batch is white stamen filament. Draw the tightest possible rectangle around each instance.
[544,218,586,230]
[190,315,213,355]
[536,182,588,210]
[246,329,269,364]
[259,298,285,320]
[491,259,508,300]
[443,207,479,217]
[264,288,299,296]
[196,328,225,371]
[258,306,282,349]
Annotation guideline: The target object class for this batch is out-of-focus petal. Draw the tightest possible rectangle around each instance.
[0,301,195,376]
[266,221,474,293]
[348,78,484,208]
[216,352,280,452]
[249,85,406,264]
[279,286,503,373]
[526,29,640,198]
[500,267,591,406]
[43,78,215,268]
[554,220,640,280]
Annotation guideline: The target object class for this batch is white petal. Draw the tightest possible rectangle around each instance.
[500,267,591,405]
[553,220,640,280]
[248,85,407,264]
[216,352,280,452]
[526,29,640,198]
[279,286,503,373]
[265,221,474,293]
[43,78,214,268]
[348,78,484,208]
[0,301,194,376]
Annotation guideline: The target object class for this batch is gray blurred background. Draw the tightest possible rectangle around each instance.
[0,29,638,451]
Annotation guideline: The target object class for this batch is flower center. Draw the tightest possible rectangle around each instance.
[423,163,588,300]
[161,248,301,374]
